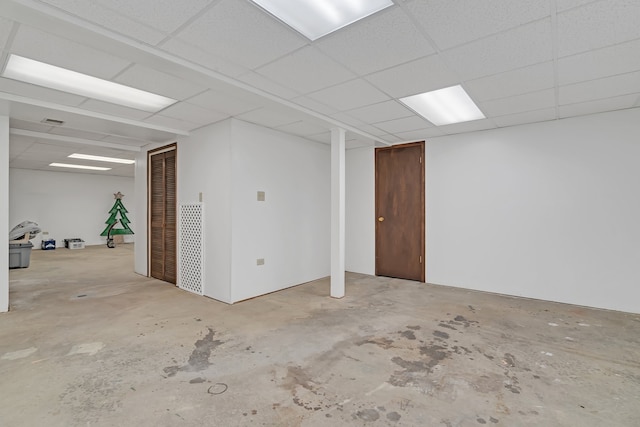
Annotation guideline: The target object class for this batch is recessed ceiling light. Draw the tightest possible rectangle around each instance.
[68,153,135,164]
[400,85,486,126]
[251,0,393,41]
[2,55,177,112]
[50,163,111,171]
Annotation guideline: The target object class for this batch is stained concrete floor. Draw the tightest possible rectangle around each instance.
[1,245,639,426]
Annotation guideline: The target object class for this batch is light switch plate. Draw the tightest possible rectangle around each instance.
[256,258,265,266]
[257,191,265,202]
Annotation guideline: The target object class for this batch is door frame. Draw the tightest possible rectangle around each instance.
[375,141,425,282]
[147,143,177,280]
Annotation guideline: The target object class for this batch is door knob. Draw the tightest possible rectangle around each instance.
[378,216,385,222]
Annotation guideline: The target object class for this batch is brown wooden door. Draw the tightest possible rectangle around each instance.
[375,141,425,282]
[149,146,177,284]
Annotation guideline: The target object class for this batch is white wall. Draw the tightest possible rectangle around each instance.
[176,119,331,303]
[9,169,135,248]
[1,115,9,313]
[229,120,330,302]
[178,120,233,303]
[345,146,375,275]
[427,108,640,313]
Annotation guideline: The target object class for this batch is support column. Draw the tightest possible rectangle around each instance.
[331,127,345,298]
[1,105,10,312]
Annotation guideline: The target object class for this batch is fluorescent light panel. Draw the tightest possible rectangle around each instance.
[400,85,485,126]
[50,163,111,171]
[69,153,135,164]
[251,0,393,40]
[2,55,177,112]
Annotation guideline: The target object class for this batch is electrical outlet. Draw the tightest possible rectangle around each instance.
[42,231,49,235]
[256,258,265,266]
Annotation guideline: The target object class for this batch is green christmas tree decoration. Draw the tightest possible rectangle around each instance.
[100,191,135,236]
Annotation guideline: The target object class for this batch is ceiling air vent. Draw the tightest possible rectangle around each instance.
[41,118,64,126]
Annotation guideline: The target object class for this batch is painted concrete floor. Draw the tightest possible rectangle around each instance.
[2,245,639,426]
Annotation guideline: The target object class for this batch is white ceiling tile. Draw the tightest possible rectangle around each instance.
[407,0,549,50]
[9,159,50,170]
[8,103,62,125]
[96,149,136,158]
[38,142,131,157]
[329,112,367,128]
[11,25,131,78]
[559,94,639,118]
[0,18,14,50]
[559,71,640,105]
[95,0,212,33]
[556,0,600,12]
[9,119,54,133]
[558,39,640,85]
[79,99,153,121]
[144,114,200,132]
[316,7,435,75]
[346,139,374,150]
[557,0,640,57]
[115,65,206,101]
[158,102,230,126]
[17,149,69,162]
[174,0,306,70]
[394,127,446,141]
[442,19,553,81]
[40,0,166,45]
[307,132,331,144]
[255,47,355,94]
[480,89,556,116]
[187,90,264,116]
[374,116,433,134]
[105,165,134,177]
[48,126,114,141]
[465,62,555,102]
[236,107,302,128]
[365,54,459,98]
[0,77,87,106]
[345,101,413,123]
[159,38,249,77]
[355,123,391,137]
[24,141,77,154]
[308,79,389,112]
[290,96,339,116]
[9,136,35,159]
[379,134,403,143]
[439,119,497,135]
[100,135,148,147]
[493,107,558,128]
[236,71,301,100]
[275,120,329,136]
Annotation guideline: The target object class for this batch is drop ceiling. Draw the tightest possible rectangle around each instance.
[1,0,639,177]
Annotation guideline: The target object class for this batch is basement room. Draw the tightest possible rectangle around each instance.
[1,1,639,426]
